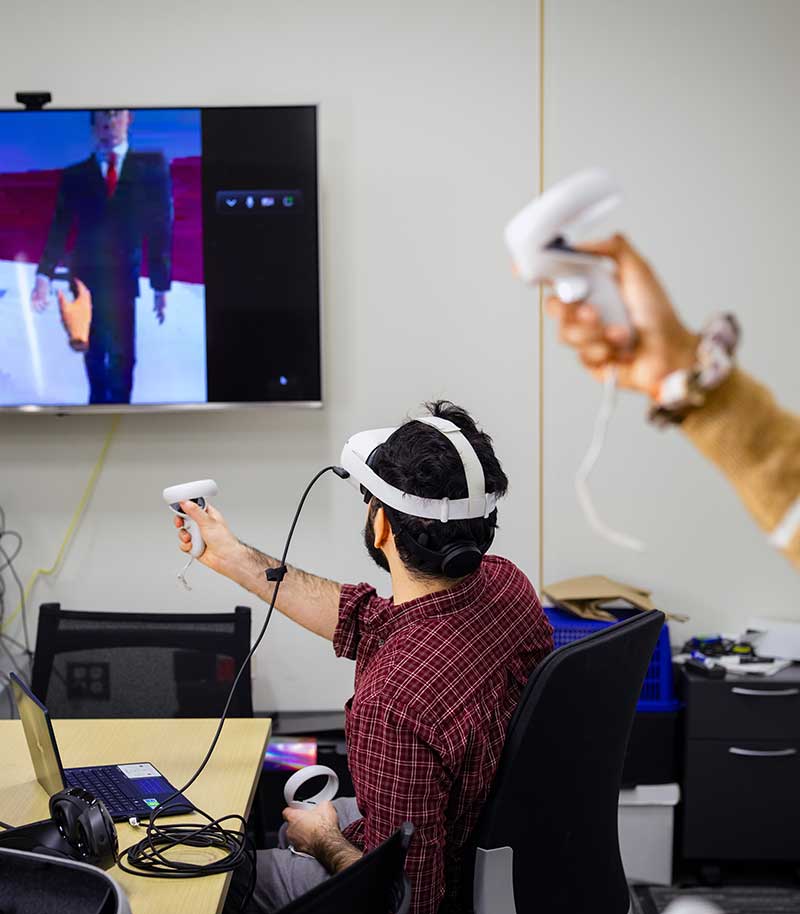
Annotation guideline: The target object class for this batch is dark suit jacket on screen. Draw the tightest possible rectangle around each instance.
[38,151,173,313]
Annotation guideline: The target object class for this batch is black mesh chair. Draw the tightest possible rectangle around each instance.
[464,610,665,914]
[278,822,414,914]
[0,848,132,914]
[30,603,253,718]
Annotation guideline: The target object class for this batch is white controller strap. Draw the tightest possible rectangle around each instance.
[284,765,339,810]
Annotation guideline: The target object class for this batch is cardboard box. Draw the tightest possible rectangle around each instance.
[544,575,688,624]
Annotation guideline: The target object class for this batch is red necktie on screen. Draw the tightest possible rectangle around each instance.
[106,151,118,197]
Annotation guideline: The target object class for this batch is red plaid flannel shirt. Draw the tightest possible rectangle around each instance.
[333,555,553,914]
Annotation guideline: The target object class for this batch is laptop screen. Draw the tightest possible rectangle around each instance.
[9,673,66,796]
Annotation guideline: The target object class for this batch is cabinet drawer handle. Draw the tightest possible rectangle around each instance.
[728,747,797,758]
[731,687,799,697]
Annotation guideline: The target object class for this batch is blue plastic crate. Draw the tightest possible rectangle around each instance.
[544,606,679,713]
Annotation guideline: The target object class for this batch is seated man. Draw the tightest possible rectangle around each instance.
[177,401,553,914]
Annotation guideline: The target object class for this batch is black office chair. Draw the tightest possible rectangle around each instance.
[277,822,414,914]
[0,847,131,913]
[31,603,253,718]
[464,610,665,914]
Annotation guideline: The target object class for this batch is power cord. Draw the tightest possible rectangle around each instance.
[1,416,119,637]
[0,505,34,691]
[117,465,348,911]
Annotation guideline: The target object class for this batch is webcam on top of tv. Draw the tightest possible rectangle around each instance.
[15,92,52,110]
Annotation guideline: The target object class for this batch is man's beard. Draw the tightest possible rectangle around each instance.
[363,504,390,573]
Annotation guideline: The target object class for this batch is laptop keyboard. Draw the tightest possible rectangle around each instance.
[66,766,155,815]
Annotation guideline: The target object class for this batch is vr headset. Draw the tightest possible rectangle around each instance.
[340,416,501,578]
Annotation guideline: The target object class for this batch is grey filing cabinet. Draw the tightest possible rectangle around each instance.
[680,664,800,862]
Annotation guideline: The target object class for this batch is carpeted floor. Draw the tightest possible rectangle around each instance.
[632,884,800,913]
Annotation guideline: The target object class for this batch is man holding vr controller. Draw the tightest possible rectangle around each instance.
[175,402,553,914]
[546,234,800,570]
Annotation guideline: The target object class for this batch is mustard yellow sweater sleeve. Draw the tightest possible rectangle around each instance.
[682,367,800,570]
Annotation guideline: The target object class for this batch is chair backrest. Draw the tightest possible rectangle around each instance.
[466,610,665,914]
[0,847,131,914]
[31,603,253,718]
[279,822,414,914]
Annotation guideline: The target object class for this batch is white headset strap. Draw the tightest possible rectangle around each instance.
[350,418,497,521]
[415,417,486,503]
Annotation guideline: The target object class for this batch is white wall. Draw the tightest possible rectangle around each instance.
[0,0,540,710]
[2,1,798,712]
[543,0,800,635]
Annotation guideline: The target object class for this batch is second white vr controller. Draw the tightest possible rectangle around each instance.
[504,167,631,331]
[284,765,339,811]
[163,479,219,558]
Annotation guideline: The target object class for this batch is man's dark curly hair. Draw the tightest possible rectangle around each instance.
[368,401,508,580]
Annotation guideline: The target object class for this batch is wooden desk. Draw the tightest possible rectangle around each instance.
[0,717,271,914]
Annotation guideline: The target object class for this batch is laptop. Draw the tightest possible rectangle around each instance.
[9,673,193,821]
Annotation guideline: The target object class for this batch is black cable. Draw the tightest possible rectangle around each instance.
[0,639,28,682]
[118,466,346,910]
[0,540,31,661]
[0,505,33,680]
[0,530,22,572]
[0,505,6,631]
[0,669,14,719]
[1,632,30,655]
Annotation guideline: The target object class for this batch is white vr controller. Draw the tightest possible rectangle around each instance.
[284,765,339,811]
[163,479,219,558]
[504,167,631,332]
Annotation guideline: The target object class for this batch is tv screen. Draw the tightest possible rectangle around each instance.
[0,105,320,412]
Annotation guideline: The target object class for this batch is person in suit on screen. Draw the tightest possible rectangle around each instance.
[31,109,172,404]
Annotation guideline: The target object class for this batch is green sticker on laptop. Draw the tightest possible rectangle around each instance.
[144,798,160,809]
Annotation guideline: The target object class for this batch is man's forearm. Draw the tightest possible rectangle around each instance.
[312,825,363,875]
[682,368,800,569]
[209,540,342,640]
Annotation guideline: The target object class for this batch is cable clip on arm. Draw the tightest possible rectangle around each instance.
[265,565,288,583]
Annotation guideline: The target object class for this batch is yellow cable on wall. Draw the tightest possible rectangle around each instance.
[2,415,120,633]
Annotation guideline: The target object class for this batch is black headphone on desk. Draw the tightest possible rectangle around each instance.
[0,787,118,870]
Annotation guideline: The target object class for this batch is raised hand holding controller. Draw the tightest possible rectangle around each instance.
[163,480,219,588]
[163,479,219,557]
[504,167,632,335]
[505,169,645,551]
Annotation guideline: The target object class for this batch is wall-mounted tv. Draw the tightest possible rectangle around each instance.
[0,105,320,412]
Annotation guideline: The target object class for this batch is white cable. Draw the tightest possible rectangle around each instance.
[574,367,645,552]
[177,555,194,591]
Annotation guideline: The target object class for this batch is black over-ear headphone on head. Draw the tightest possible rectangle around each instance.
[363,444,494,579]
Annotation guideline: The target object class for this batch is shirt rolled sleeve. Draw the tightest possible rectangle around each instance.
[333,582,377,660]
[346,698,450,914]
